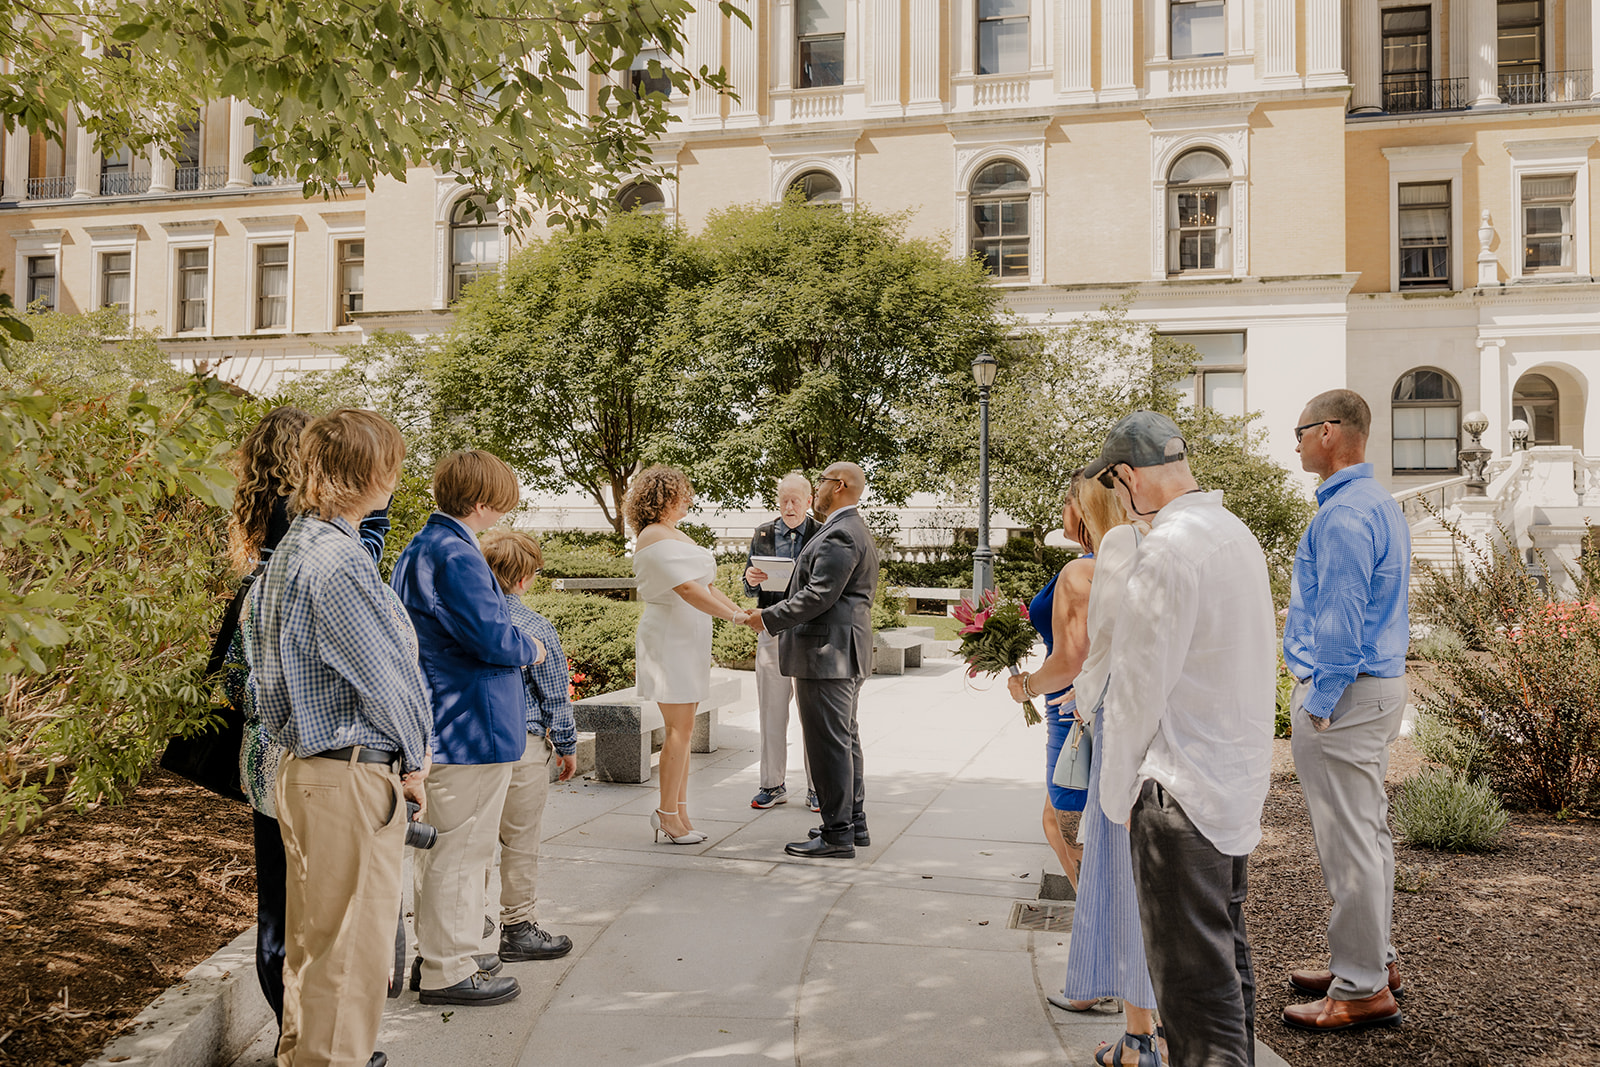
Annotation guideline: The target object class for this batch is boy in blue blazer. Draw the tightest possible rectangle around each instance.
[391,450,542,1008]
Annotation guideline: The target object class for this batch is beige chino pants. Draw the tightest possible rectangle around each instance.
[496,733,553,927]
[413,761,514,989]
[274,752,406,1067]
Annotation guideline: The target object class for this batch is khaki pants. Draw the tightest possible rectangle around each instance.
[275,752,405,1067]
[497,733,553,927]
[413,761,514,989]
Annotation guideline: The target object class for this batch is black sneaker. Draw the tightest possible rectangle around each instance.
[500,921,573,962]
[806,789,821,812]
[751,784,788,809]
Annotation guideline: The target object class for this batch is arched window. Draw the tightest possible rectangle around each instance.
[789,169,842,205]
[1512,372,1560,445]
[1167,150,1231,274]
[970,159,1029,279]
[449,197,500,301]
[1392,368,1461,473]
[615,180,666,215]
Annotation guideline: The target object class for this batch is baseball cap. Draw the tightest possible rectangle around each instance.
[1083,411,1188,480]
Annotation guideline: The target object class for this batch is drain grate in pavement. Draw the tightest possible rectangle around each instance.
[1009,900,1075,932]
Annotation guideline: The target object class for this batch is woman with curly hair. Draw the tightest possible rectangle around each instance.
[225,406,393,1045]
[624,466,746,845]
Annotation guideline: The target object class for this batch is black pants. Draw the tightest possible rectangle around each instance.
[252,810,287,1028]
[1129,780,1255,1067]
[794,675,866,843]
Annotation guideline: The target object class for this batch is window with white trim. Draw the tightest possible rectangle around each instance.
[1171,0,1225,59]
[1512,372,1559,445]
[789,170,842,205]
[255,243,289,330]
[1165,331,1246,417]
[970,160,1029,279]
[1398,181,1450,288]
[449,197,500,301]
[101,252,132,315]
[796,0,845,88]
[616,180,666,214]
[1521,173,1574,273]
[177,248,208,332]
[629,48,672,98]
[26,256,55,310]
[976,0,1028,76]
[337,240,364,327]
[1166,150,1231,274]
[1392,368,1460,473]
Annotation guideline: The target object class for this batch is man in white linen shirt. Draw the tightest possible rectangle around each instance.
[1086,411,1277,1067]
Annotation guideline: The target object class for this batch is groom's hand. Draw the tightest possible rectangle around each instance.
[743,610,767,633]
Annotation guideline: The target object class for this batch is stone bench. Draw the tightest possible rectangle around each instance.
[549,576,638,600]
[572,670,743,783]
[872,628,930,675]
[899,586,968,616]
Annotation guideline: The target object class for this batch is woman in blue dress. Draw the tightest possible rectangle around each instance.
[1008,484,1096,890]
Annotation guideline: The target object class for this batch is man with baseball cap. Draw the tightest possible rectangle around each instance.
[1091,411,1277,1067]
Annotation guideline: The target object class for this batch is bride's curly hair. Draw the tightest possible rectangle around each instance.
[227,406,312,573]
[623,466,692,535]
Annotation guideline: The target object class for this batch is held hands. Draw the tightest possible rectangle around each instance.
[733,608,766,633]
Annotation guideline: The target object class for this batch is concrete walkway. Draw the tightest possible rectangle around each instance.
[222,656,1287,1067]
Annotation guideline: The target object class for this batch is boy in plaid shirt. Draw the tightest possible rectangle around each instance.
[480,528,577,962]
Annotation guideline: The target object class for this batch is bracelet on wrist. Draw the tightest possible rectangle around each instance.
[1021,673,1035,700]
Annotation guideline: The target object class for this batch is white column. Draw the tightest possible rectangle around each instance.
[565,41,589,118]
[692,0,723,119]
[72,122,97,198]
[2,127,27,202]
[1304,0,1343,84]
[1590,1,1600,100]
[1059,0,1091,96]
[729,2,762,117]
[1468,0,1502,108]
[1478,338,1506,453]
[1349,0,1381,112]
[1100,0,1135,99]
[907,0,940,106]
[148,145,174,194]
[1262,0,1297,80]
[866,0,899,110]
[226,97,251,188]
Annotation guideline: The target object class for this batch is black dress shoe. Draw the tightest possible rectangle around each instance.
[808,825,871,846]
[409,953,502,992]
[499,921,573,961]
[785,837,856,858]
[367,1054,388,1067]
[418,970,521,1006]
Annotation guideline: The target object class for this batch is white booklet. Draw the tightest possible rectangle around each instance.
[750,555,797,593]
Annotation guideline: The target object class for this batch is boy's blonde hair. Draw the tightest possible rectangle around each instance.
[480,528,544,594]
[432,449,520,518]
[291,409,405,522]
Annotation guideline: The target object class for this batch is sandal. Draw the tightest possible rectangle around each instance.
[1047,992,1120,1013]
[1093,1032,1161,1067]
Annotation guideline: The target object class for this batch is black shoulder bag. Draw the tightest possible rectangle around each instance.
[157,574,257,803]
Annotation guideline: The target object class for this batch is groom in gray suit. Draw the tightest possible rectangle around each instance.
[743,462,878,859]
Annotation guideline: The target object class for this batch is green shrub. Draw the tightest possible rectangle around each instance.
[872,574,905,631]
[1274,662,1294,739]
[522,592,642,699]
[540,530,628,554]
[1392,767,1510,852]
[540,545,634,579]
[1412,709,1488,776]
[678,520,718,549]
[712,619,757,667]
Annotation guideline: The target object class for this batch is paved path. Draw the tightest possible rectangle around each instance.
[229,657,1287,1067]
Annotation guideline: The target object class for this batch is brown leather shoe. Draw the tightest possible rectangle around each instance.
[1282,989,1403,1032]
[1288,961,1404,998]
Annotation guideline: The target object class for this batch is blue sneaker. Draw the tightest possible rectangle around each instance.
[806,789,821,812]
[751,784,788,809]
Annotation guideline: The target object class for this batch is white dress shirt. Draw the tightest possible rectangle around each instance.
[1073,523,1141,716]
[1098,491,1277,856]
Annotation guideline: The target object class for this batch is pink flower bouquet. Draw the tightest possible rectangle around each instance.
[953,589,1041,725]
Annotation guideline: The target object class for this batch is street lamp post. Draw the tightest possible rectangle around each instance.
[971,351,998,599]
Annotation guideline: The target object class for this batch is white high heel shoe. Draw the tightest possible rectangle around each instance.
[651,808,707,845]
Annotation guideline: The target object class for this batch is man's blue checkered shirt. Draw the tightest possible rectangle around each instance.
[247,514,432,772]
[506,596,577,755]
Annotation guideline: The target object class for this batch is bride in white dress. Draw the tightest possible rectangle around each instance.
[625,467,748,845]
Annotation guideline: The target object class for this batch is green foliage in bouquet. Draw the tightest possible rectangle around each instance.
[953,590,1041,725]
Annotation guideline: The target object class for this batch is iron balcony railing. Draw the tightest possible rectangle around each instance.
[100,172,153,196]
[174,165,228,192]
[1381,74,1470,114]
[1499,68,1593,105]
[25,175,76,200]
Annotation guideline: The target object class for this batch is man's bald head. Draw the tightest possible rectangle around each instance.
[815,461,866,518]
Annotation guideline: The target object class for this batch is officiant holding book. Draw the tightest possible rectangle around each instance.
[742,472,820,812]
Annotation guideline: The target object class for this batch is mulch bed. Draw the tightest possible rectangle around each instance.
[1248,737,1600,1067]
[0,769,255,1067]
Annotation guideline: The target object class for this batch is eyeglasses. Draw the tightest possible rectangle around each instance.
[816,475,844,486]
[1294,419,1342,443]
[1096,465,1121,490]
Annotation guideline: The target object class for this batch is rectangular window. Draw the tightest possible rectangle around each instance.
[1164,332,1246,418]
[174,114,203,191]
[255,243,289,329]
[976,0,1029,76]
[1171,0,1225,60]
[972,197,1029,278]
[629,48,672,98]
[177,247,208,332]
[25,256,55,311]
[1398,182,1450,288]
[101,252,132,314]
[1381,7,1431,112]
[796,0,845,88]
[1393,406,1459,470]
[1498,0,1544,102]
[1522,173,1574,273]
[337,239,364,327]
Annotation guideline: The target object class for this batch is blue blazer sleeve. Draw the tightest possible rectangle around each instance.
[431,545,540,667]
[357,499,392,567]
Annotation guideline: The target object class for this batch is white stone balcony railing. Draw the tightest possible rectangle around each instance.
[790,90,845,120]
[1167,60,1229,93]
[973,76,1030,108]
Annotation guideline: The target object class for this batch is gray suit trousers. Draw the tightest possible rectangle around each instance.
[756,630,811,792]
[794,674,865,842]
[1290,673,1407,1000]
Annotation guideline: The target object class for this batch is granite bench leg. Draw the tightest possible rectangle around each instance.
[593,730,651,784]
[692,707,718,753]
[872,645,906,675]
[903,643,923,668]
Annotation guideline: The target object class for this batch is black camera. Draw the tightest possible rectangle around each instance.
[405,801,437,850]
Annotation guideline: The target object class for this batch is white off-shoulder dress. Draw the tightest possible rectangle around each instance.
[632,539,716,703]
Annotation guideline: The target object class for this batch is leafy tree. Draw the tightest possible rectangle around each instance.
[431,212,709,534]
[657,196,1006,506]
[0,306,182,394]
[10,0,740,228]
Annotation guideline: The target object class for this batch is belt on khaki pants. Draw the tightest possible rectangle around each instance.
[309,745,400,767]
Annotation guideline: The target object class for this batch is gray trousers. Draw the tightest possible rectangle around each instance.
[1290,673,1407,1000]
[756,630,812,792]
[795,674,866,842]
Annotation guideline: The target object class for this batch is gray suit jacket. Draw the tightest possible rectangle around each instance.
[762,508,879,680]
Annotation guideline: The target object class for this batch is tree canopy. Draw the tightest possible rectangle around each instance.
[8,0,741,228]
